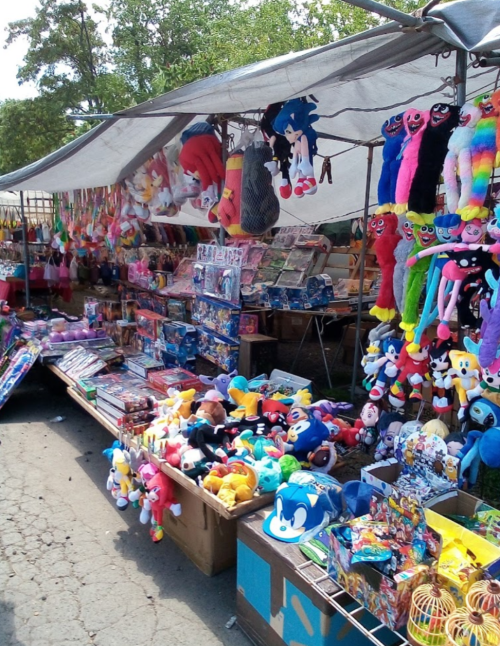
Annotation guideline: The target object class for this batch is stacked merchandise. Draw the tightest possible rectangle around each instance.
[95,378,156,433]
[159,321,198,371]
[193,244,241,372]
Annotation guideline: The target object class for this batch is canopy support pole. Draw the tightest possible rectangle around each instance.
[456,49,467,106]
[219,119,229,246]
[20,191,31,308]
[340,0,422,27]
[350,144,374,401]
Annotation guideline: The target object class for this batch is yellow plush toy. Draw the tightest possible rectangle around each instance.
[228,388,262,419]
[447,350,480,421]
[204,461,259,507]
[421,419,449,440]
[272,388,312,407]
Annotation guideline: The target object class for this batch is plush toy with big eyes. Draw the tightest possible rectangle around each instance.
[368,214,401,322]
[407,103,460,224]
[394,109,431,215]
[428,338,454,414]
[261,102,293,199]
[445,350,481,420]
[374,412,405,461]
[354,401,381,448]
[444,103,483,213]
[393,217,414,314]
[387,335,432,407]
[376,113,406,214]
[367,336,404,401]
[459,92,500,221]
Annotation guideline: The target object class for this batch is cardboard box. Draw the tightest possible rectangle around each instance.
[272,311,313,342]
[162,479,236,576]
[237,508,373,646]
[360,458,401,497]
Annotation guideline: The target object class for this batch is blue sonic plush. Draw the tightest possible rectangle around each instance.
[263,471,343,543]
[286,416,330,464]
[273,99,319,198]
[376,113,406,214]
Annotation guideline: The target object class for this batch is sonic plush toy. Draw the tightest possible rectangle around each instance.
[273,99,319,198]
[285,416,330,464]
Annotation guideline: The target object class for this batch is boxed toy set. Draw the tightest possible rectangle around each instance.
[197,327,239,372]
[192,296,240,341]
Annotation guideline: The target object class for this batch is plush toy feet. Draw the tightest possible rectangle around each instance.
[116,495,129,511]
[279,179,292,199]
[388,392,405,408]
[150,525,164,543]
[303,177,317,195]
[369,384,385,400]
[369,305,395,322]
[409,388,423,401]
[394,203,408,215]
[433,397,453,414]
[458,205,489,221]
[406,211,435,225]
[437,321,451,340]
[294,176,306,198]
[457,405,468,421]
[375,203,392,215]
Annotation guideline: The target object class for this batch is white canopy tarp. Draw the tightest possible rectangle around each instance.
[0,0,499,226]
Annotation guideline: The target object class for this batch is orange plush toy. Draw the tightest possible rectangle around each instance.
[211,151,251,237]
[369,214,401,322]
[179,126,225,209]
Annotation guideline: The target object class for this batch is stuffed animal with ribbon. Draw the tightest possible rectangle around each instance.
[444,102,482,213]
[211,150,247,236]
[376,113,405,214]
[179,123,225,209]
[273,98,319,198]
[386,335,431,407]
[261,102,293,199]
[374,412,405,461]
[361,322,393,391]
[400,221,437,336]
[240,141,280,235]
[365,336,404,401]
[393,217,415,314]
[407,103,460,224]
[459,91,500,221]
[429,338,454,414]
[394,108,431,214]
[445,350,481,421]
[407,219,499,340]
[368,214,401,322]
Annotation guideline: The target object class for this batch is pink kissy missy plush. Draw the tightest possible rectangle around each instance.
[394,109,431,215]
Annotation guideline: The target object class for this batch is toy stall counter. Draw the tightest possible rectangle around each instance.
[237,508,374,646]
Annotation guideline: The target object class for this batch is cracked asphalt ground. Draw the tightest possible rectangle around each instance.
[0,365,250,646]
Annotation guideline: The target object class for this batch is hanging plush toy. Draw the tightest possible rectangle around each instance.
[393,217,415,314]
[443,103,483,214]
[400,221,437,337]
[261,103,293,199]
[179,123,225,209]
[429,338,454,414]
[368,214,401,321]
[273,98,319,198]
[459,92,499,221]
[446,350,481,420]
[367,336,404,401]
[394,108,431,215]
[212,151,248,237]
[376,113,406,214]
[146,471,181,542]
[386,335,431,407]
[407,103,460,223]
[240,141,280,235]
[361,323,393,391]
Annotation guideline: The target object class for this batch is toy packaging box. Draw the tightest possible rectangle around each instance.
[197,327,239,373]
[261,248,289,270]
[295,233,332,254]
[103,320,137,347]
[135,309,169,341]
[148,368,202,395]
[83,298,104,328]
[161,321,198,355]
[282,248,317,274]
[193,262,241,305]
[167,299,186,321]
[103,301,123,322]
[161,349,196,372]
[124,353,164,379]
[244,245,266,269]
[121,299,139,323]
[192,296,240,341]
[275,270,306,289]
[96,381,151,413]
[239,314,258,335]
[152,294,169,317]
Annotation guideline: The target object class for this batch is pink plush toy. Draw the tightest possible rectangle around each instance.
[395,109,431,215]
[146,472,181,542]
[164,438,188,468]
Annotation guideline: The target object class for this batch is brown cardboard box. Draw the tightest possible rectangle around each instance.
[272,311,313,342]
[161,480,236,576]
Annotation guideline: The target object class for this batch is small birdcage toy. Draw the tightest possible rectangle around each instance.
[445,608,500,646]
[408,581,456,646]
[467,580,500,619]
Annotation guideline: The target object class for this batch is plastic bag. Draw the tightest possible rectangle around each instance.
[69,257,79,282]
[44,258,59,284]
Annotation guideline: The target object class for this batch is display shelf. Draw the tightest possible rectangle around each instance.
[47,363,77,387]
[64,383,274,521]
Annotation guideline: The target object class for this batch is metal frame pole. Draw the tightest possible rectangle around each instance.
[350,145,374,400]
[20,190,31,308]
[339,0,422,27]
[219,118,228,246]
[456,49,467,106]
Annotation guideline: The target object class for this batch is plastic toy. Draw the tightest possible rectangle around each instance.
[446,350,481,420]
[407,103,460,222]
[393,217,415,314]
[459,91,499,221]
[387,335,431,407]
[369,214,401,322]
[273,99,319,197]
[260,102,293,199]
[240,141,280,235]
[146,471,181,542]
[444,102,483,213]
[395,108,431,214]
[374,412,405,461]
[407,582,456,646]
[376,113,406,213]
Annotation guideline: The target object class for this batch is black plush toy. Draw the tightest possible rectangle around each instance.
[408,103,460,218]
[188,423,238,463]
[260,102,293,200]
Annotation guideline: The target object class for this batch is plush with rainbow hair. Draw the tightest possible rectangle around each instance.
[376,113,405,214]
[368,214,401,322]
[459,92,499,221]
[443,102,482,213]
[393,217,414,313]
[400,221,437,337]
[394,108,430,215]
[407,103,460,224]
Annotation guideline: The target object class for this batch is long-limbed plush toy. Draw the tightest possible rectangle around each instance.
[459,92,499,221]
[376,113,405,214]
[368,214,401,322]
[393,217,415,314]
[407,103,460,224]
[261,103,293,199]
[443,103,482,214]
[394,109,431,215]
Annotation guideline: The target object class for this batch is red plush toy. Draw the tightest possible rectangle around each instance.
[369,214,401,322]
[179,133,225,209]
[146,472,181,542]
[387,334,431,407]
[211,151,249,237]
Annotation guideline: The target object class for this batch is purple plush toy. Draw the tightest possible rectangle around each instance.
[199,370,238,399]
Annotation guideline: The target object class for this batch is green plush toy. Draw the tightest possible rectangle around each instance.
[278,454,301,481]
[400,221,437,339]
